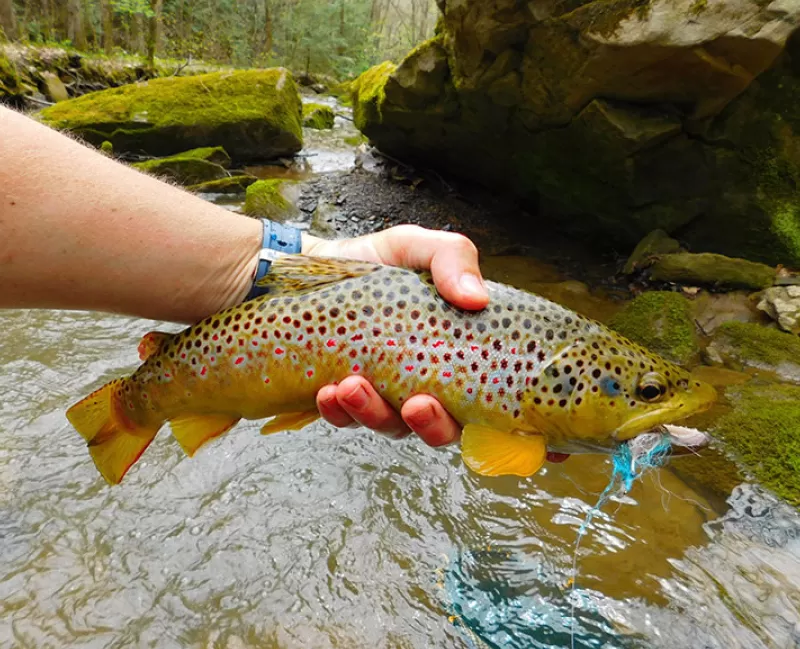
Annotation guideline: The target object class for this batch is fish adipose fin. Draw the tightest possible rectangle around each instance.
[170,414,241,456]
[260,410,320,435]
[66,379,160,485]
[461,425,547,477]
[252,255,381,298]
[138,331,173,361]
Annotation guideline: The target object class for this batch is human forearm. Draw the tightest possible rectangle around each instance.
[0,106,271,323]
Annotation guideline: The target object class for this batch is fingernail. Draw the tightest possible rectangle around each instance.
[407,403,436,429]
[459,273,484,297]
[342,385,369,410]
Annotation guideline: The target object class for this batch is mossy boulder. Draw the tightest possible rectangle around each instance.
[610,291,699,365]
[40,69,303,161]
[705,321,800,383]
[648,252,777,290]
[714,383,800,506]
[622,229,682,275]
[187,175,257,194]
[244,179,300,220]
[132,147,231,185]
[302,103,335,129]
[349,0,800,267]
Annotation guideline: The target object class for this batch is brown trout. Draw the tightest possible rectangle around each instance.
[67,256,717,485]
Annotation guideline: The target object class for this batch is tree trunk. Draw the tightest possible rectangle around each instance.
[131,11,145,54]
[0,0,17,41]
[264,0,273,53]
[146,0,163,70]
[66,0,87,49]
[101,0,113,53]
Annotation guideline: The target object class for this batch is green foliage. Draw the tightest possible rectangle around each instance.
[5,0,439,78]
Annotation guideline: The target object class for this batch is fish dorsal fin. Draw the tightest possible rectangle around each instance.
[169,414,240,456]
[138,331,173,361]
[252,255,381,298]
[461,425,547,477]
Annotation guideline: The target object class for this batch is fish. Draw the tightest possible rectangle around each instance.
[65,255,717,485]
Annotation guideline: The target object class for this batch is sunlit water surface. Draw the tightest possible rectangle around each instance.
[1,304,799,649]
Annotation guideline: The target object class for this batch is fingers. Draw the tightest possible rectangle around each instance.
[401,395,461,447]
[319,376,410,438]
[317,378,461,446]
[373,225,489,311]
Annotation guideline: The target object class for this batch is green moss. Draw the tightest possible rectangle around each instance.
[40,69,303,161]
[187,175,257,194]
[689,0,707,14]
[610,291,699,364]
[0,50,20,94]
[714,383,800,506]
[344,134,367,147]
[351,61,396,133]
[100,140,113,155]
[244,179,299,219]
[711,321,800,369]
[302,102,335,129]
[648,252,776,290]
[132,147,231,185]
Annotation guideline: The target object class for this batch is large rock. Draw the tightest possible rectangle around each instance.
[40,69,303,161]
[351,0,800,267]
[132,146,231,185]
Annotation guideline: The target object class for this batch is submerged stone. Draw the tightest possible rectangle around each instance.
[705,321,800,383]
[610,291,699,365]
[648,252,776,290]
[40,69,303,161]
[132,147,232,185]
[244,179,300,220]
[40,71,69,102]
[187,175,257,194]
[302,103,335,129]
[714,383,800,507]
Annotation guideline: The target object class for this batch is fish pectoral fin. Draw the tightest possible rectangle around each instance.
[253,255,380,297]
[260,410,320,435]
[461,425,547,477]
[138,331,173,361]
[169,414,240,456]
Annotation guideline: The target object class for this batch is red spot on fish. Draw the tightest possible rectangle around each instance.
[349,349,358,358]
[326,339,337,348]
[511,347,516,354]
[433,340,444,348]
[181,353,186,359]
[264,377,271,384]
[386,339,396,347]
[351,333,363,341]
[443,371,453,378]
[164,372,171,378]
[252,340,258,346]
[470,345,479,352]
[352,364,361,372]
[306,369,314,378]
[467,387,473,394]
[297,334,304,341]
[212,334,219,341]
[235,357,244,365]
[200,367,207,376]
[210,356,216,363]
[283,316,291,324]
[275,348,285,355]
[492,377,500,384]
[405,365,414,372]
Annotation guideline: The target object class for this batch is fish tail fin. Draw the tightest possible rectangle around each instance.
[66,379,160,485]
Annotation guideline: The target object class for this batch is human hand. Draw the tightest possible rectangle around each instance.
[302,225,488,447]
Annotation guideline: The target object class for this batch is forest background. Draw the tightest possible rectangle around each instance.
[0,0,439,78]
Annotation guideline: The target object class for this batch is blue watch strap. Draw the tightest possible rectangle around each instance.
[244,219,303,301]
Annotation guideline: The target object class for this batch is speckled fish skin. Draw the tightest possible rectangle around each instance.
[66,256,717,484]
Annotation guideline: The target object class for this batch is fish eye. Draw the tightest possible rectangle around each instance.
[637,373,666,402]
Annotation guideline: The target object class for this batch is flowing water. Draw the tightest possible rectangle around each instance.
[2,258,799,649]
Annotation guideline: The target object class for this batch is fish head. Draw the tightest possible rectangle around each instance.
[522,330,717,451]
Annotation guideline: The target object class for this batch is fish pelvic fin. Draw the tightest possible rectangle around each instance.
[461,425,547,477]
[252,255,380,298]
[66,379,160,485]
[169,414,241,456]
[260,410,320,435]
[138,331,173,361]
